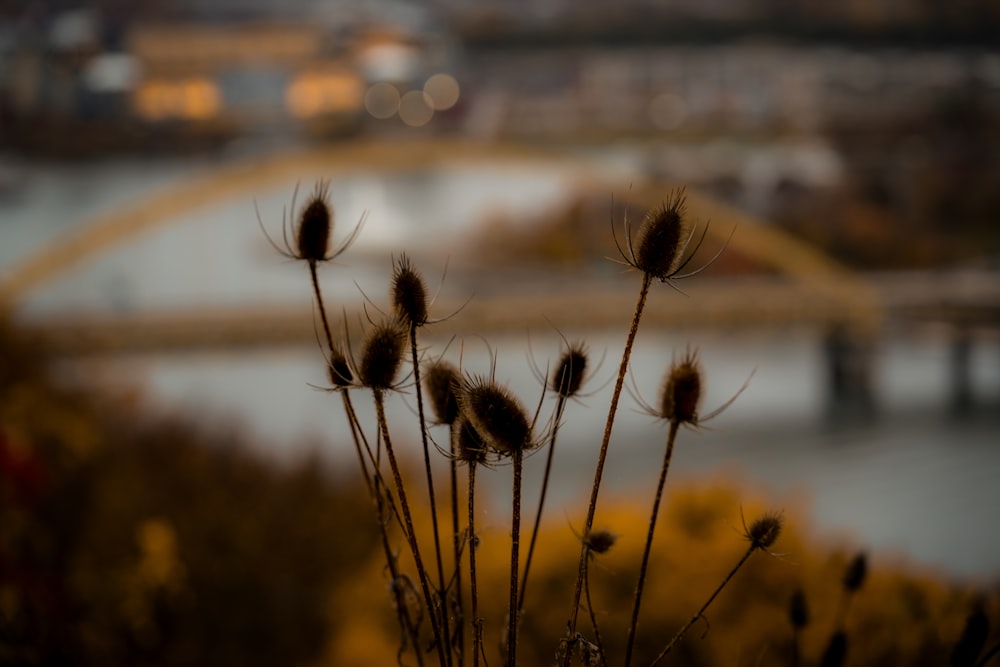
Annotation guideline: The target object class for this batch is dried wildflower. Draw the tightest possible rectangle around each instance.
[584,529,617,555]
[358,321,405,391]
[550,343,589,399]
[258,181,363,265]
[327,345,354,388]
[460,377,532,456]
[746,512,783,550]
[634,193,685,279]
[950,599,989,667]
[842,552,868,593]
[391,254,429,327]
[424,359,461,425]
[614,189,718,285]
[789,588,810,630]
[820,631,848,667]
[453,417,489,465]
[659,349,702,425]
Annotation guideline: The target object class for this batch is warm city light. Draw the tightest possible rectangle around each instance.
[423,72,460,111]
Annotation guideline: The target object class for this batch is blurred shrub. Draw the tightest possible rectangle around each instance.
[0,318,379,666]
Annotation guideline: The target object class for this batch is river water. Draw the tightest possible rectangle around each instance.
[1,147,998,582]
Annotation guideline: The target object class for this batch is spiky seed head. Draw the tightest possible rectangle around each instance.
[950,600,989,667]
[327,346,354,388]
[584,529,617,555]
[296,182,332,262]
[819,631,848,667]
[789,588,810,630]
[460,378,531,455]
[550,344,588,398]
[660,350,702,425]
[391,254,428,327]
[359,321,405,390]
[746,512,783,550]
[842,552,868,593]
[634,191,685,280]
[425,360,461,425]
[453,417,488,465]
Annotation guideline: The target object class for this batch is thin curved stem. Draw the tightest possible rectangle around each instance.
[583,556,608,667]
[563,273,652,663]
[374,389,447,667]
[308,261,336,353]
[506,447,524,667]
[650,544,757,666]
[519,394,567,613]
[449,424,465,667]
[408,324,452,667]
[341,390,424,666]
[624,420,680,667]
[467,462,482,667]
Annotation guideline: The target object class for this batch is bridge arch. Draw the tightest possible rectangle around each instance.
[0,139,879,328]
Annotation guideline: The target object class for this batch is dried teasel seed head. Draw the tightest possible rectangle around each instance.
[327,345,354,388]
[550,344,588,398]
[424,359,461,425]
[453,416,488,465]
[634,191,685,280]
[660,349,702,425]
[297,182,332,262]
[359,321,405,390]
[788,588,810,630]
[950,599,989,667]
[584,529,617,555]
[746,512,783,550]
[820,630,848,667]
[460,378,531,455]
[391,254,428,327]
[842,552,868,593]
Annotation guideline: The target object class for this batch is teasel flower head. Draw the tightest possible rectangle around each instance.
[788,588,810,630]
[550,342,589,399]
[584,529,617,556]
[613,188,728,286]
[842,552,868,593]
[453,416,489,466]
[391,254,429,327]
[327,344,354,389]
[424,359,462,425]
[745,511,783,551]
[659,348,703,425]
[634,192,686,279]
[820,631,848,667]
[358,320,406,391]
[460,377,533,456]
[950,598,989,667]
[257,180,364,264]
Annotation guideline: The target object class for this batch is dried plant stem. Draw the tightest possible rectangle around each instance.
[583,555,608,667]
[519,394,568,613]
[341,390,424,666]
[650,543,758,666]
[564,273,652,660]
[791,628,802,667]
[506,447,525,667]
[408,325,453,667]
[308,261,336,354]
[374,389,448,667]
[449,426,465,667]
[624,419,680,667]
[467,462,482,667]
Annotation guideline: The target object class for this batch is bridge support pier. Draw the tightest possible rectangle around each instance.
[949,327,974,417]
[823,323,876,424]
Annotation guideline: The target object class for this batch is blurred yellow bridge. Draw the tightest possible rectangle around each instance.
[0,139,995,359]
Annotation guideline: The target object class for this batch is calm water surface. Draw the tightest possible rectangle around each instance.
[2,152,999,581]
